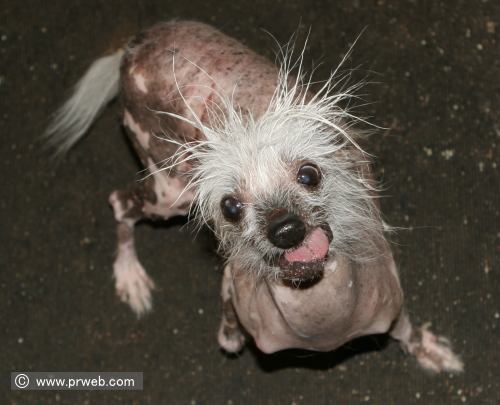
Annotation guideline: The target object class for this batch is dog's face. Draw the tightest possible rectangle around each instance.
[206,125,338,283]
[174,81,386,283]
[161,66,386,283]
[218,155,336,284]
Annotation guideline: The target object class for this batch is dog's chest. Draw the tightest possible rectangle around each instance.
[229,257,403,353]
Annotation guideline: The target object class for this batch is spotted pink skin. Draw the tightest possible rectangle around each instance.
[120,20,280,169]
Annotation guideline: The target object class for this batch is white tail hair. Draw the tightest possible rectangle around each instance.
[44,49,124,155]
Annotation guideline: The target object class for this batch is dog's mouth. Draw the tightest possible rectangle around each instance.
[277,225,333,285]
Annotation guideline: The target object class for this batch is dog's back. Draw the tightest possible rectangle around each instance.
[121,21,279,151]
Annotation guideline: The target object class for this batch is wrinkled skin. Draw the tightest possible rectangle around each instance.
[111,20,463,373]
[221,255,403,353]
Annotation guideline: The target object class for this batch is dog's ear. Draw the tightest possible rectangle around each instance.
[334,146,370,170]
[334,146,379,206]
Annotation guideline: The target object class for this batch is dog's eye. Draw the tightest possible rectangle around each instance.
[297,164,321,187]
[221,196,243,222]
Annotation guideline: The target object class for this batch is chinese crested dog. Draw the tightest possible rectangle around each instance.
[46,20,463,373]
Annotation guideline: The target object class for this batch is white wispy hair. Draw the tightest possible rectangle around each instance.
[155,39,387,273]
[44,49,124,156]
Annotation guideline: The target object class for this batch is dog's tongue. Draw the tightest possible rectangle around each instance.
[284,227,330,263]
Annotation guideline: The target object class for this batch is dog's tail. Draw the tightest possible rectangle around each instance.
[44,49,125,156]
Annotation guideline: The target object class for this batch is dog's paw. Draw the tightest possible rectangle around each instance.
[218,322,245,354]
[411,324,464,373]
[114,255,155,317]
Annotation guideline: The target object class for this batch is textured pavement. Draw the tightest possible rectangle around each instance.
[2,1,499,403]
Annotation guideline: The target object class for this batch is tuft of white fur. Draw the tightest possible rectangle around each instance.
[44,49,124,155]
[155,39,386,278]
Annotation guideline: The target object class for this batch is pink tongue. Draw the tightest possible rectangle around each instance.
[284,227,330,263]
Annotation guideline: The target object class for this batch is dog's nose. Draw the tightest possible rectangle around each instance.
[267,212,307,249]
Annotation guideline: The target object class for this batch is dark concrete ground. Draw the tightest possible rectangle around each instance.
[2,0,499,403]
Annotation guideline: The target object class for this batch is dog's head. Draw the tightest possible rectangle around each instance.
[166,69,386,284]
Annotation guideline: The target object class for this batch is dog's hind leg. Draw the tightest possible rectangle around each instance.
[390,309,464,373]
[108,172,194,316]
[217,264,246,353]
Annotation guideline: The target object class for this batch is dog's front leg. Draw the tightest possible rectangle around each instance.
[217,264,246,353]
[390,309,464,373]
[109,168,194,316]
[108,184,156,317]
